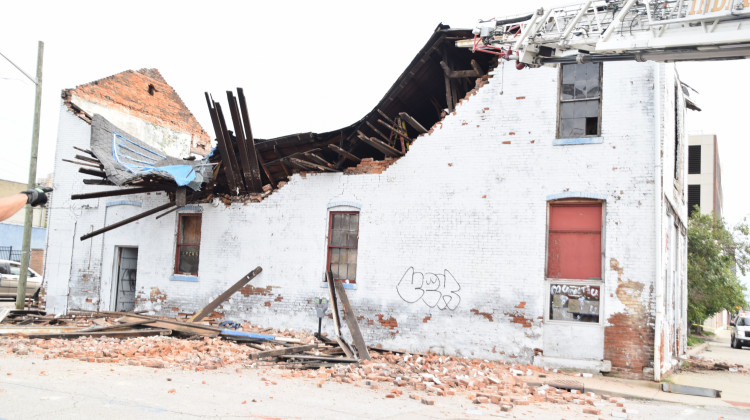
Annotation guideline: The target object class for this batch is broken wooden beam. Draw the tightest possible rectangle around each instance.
[118,314,222,337]
[205,93,240,194]
[365,120,392,144]
[398,112,428,134]
[226,91,262,193]
[77,319,151,333]
[327,144,361,163]
[63,159,101,169]
[215,102,247,193]
[78,167,107,178]
[74,154,102,165]
[82,179,115,186]
[287,157,337,172]
[277,354,358,363]
[440,60,482,79]
[333,281,371,360]
[71,186,163,200]
[80,201,175,241]
[237,88,265,191]
[250,344,318,360]
[375,120,410,140]
[73,146,96,157]
[355,133,404,157]
[23,328,171,340]
[188,266,263,322]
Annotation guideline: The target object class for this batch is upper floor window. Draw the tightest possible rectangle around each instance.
[688,145,701,174]
[175,214,201,275]
[547,200,603,280]
[559,63,602,138]
[327,211,359,283]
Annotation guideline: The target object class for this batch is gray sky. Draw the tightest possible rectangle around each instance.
[2,2,749,249]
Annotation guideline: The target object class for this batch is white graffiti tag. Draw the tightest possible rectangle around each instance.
[396,267,461,310]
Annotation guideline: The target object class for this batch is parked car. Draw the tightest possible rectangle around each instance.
[0,259,42,299]
[730,313,750,349]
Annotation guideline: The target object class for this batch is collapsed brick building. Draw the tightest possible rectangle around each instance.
[44,26,689,380]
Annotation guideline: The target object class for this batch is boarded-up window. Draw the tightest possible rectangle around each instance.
[175,214,201,275]
[547,201,602,280]
[559,63,602,138]
[327,212,359,283]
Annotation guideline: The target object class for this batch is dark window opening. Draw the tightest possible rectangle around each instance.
[688,145,701,174]
[558,63,602,138]
[148,84,156,96]
[175,214,201,275]
[687,185,701,217]
[326,211,359,283]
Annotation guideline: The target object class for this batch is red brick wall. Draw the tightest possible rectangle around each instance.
[30,249,44,274]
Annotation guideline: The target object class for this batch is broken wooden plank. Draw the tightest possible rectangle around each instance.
[74,154,102,165]
[23,328,171,340]
[250,344,318,360]
[333,281,370,360]
[470,59,484,77]
[398,112,428,134]
[326,271,343,337]
[114,312,223,333]
[0,326,82,335]
[189,266,263,322]
[215,102,246,193]
[80,201,175,241]
[78,167,107,178]
[355,133,404,157]
[365,120,392,144]
[78,319,151,333]
[375,119,410,140]
[226,91,261,193]
[82,179,115,185]
[327,144,361,163]
[376,109,396,126]
[287,157,337,172]
[63,159,101,169]
[237,88,264,191]
[71,186,162,200]
[301,152,334,168]
[73,146,96,157]
[205,93,240,194]
[277,354,358,363]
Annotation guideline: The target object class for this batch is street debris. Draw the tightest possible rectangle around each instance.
[682,354,747,373]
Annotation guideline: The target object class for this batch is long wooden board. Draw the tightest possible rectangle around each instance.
[250,344,318,360]
[333,281,371,360]
[189,266,262,322]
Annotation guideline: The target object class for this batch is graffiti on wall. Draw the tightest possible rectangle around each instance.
[396,267,461,310]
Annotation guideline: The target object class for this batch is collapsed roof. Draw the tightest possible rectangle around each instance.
[68,25,497,240]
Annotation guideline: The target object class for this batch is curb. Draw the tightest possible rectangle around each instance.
[687,342,710,357]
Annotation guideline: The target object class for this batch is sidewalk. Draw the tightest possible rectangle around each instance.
[521,329,750,409]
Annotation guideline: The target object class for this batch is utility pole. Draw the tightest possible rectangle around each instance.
[13,41,44,310]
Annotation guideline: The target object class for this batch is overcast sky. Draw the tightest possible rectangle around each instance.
[2,2,749,229]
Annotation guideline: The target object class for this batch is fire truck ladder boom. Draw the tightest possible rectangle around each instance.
[458,0,750,66]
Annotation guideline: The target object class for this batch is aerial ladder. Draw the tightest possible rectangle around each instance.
[457,0,750,67]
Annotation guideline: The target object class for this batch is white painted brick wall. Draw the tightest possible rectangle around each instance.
[44,61,687,372]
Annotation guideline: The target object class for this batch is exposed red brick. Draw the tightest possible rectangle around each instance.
[62,68,210,155]
[344,158,400,175]
[516,96,526,100]
[239,285,273,297]
[470,309,494,322]
[376,314,398,329]
[505,312,532,328]
[274,295,283,302]
[423,315,431,323]
[515,302,526,309]
[502,141,511,144]
[264,301,271,307]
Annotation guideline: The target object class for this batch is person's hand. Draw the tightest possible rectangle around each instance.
[21,187,52,207]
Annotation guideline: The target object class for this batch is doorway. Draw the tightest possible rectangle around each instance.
[113,247,138,312]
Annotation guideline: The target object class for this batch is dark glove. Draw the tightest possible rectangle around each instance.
[21,187,52,207]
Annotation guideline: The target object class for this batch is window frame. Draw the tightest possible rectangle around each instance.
[325,210,359,284]
[545,199,605,325]
[174,213,202,276]
[557,62,603,139]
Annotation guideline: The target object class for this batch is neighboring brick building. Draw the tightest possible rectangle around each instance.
[44,30,689,381]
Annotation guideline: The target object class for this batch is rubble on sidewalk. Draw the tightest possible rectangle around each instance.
[682,355,748,373]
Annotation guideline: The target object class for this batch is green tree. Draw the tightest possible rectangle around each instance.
[687,208,749,326]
